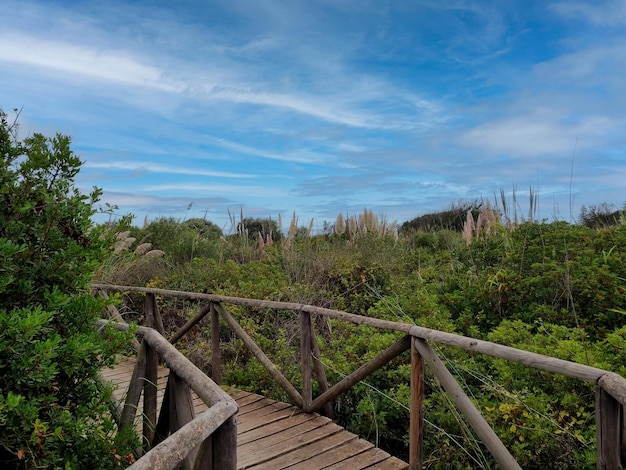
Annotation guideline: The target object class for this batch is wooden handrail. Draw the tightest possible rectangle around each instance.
[95,284,626,469]
[96,320,238,470]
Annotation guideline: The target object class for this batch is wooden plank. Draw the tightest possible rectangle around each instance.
[106,355,409,470]
[238,413,322,446]
[245,431,357,469]
[235,393,268,408]
[237,398,292,416]
[237,405,301,434]
[366,456,409,469]
[237,420,340,468]
[237,395,300,419]
[324,447,392,469]
[278,437,373,469]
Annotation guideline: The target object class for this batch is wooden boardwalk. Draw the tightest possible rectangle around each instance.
[102,357,408,469]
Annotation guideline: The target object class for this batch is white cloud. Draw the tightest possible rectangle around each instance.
[459,113,612,158]
[0,33,182,92]
[84,161,254,178]
[141,183,288,197]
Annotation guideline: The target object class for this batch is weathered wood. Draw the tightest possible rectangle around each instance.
[107,356,407,469]
[598,372,626,407]
[151,379,171,448]
[94,284,618,384]
[212,303,304,408]
[170,372,197,468]
[409,325,608,383]
[308,335,411,414]
[93,284,414,334]
[301,311,313,410]
[310,320,334,419]
[169,304,212,345]
[143,342,159,450]
[127,401,236,470]
[211,415,237,470]
[596,385,624,469]
[121,341,147,431]
[409,337,424,470]
[97,284,626,470]
[146,293,166,336]
[413,338,521,470]
[210,304,222,385]
[98,321,235,407]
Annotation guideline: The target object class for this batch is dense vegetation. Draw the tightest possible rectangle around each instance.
[0,109,138,469]
[100,205,626,469]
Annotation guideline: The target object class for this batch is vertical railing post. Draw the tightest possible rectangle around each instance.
[409,337,424,469]
[143,341,158,451]
[596,385,624,469]
[310,319,334,419]
[145,293,165,335]
[211,303,222,385]
[301,311,313,411]
[212,415,237,470]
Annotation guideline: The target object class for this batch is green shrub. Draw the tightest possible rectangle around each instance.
[0,109,138,469]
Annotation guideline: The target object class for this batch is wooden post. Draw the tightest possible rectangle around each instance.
[169,372,197,467]
[596,385,624,469]
[146,293,166,335]
[151,379,171,449]
[210,303,222,385]
[212,415,237,470]
[143,342,159,451]
[310,319,334,419]
[410,337,424,469]
[301,311,313,411]
[121,340,147,431]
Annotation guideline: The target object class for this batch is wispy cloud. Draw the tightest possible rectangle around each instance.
[2,0,626,228]
[0,33,180,92]
[141,183,288,198]
[84,160,254,178]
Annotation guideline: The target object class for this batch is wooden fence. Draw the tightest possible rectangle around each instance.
[94,283,626,470]
[95,315,237,470]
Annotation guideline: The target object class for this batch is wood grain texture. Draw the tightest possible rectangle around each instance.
[102,357,408,470]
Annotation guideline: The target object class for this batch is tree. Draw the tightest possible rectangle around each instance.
[0,109,138,469]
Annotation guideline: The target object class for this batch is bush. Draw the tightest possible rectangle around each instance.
[0,109,138,469]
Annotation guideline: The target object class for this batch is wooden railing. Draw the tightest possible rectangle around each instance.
[95,315,237,470]
[94,283,626,470]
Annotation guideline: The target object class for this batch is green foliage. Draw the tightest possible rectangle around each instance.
[0,109,137,469]
[141,216,223,264]
[579,202,625,228]
[103,198,626,468]
[401,201,483,233]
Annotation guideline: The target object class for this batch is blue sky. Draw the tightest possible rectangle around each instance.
[1,0,625,232]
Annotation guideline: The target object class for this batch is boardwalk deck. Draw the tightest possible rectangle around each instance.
[102,357,408,470]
